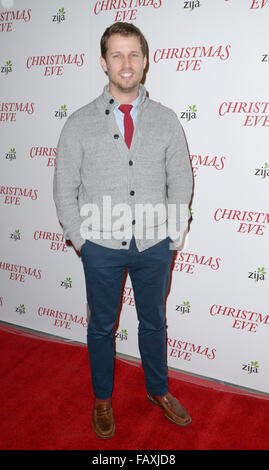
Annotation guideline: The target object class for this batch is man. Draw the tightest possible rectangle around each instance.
[53,22,193,439]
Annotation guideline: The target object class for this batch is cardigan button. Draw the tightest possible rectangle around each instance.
[105,109,110,115]
[114,134,119,139]
[109,99,114,104]
[121,241,127,246]
[129,160,133,166]
[130,190,135,196]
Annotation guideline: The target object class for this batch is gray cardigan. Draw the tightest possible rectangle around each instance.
[53,84,193,252]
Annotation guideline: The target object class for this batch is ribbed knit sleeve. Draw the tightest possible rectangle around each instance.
[53,114,85,251]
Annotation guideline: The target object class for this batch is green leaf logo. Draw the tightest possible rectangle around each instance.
[251,361,259,368]
[257,267,266,275]
[256,267,266,282]
[59,8,66,14]
[189,105,197,112]
[249,361,259,374]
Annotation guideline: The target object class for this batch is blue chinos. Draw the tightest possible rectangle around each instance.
[80,235,174,400]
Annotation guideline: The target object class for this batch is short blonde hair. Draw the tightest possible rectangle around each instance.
[100,22,148,59]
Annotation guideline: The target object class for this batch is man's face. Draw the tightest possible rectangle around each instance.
[100,33,147,99]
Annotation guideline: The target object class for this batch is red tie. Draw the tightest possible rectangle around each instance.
[119,104,134,149]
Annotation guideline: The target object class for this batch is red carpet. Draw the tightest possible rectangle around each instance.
[1,324,269,450]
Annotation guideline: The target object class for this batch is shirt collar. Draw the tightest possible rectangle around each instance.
[129,88,142,110]
[102,83,147,110]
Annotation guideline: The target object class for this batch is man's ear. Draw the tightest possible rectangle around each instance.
[143,55,147,70]
[100,56,108,73]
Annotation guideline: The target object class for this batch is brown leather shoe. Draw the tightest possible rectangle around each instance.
[147,392,191,426]
[92,400,115,438]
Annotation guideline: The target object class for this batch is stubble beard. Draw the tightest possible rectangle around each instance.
[113,78,139,95]
[109,69,142,96]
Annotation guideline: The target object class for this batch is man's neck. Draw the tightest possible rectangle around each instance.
[109,85,140,104]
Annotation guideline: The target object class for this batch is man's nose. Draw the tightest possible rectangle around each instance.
[121,55,131,69]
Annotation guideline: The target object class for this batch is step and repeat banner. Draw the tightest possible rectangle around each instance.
[0,0,268,394]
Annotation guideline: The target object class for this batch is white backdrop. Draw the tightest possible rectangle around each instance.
[0,0,268,394]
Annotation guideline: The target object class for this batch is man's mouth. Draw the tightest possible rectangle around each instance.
[120,72,133,78]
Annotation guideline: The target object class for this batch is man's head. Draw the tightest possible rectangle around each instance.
[100,22,148,102]
[100,22,148,60]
